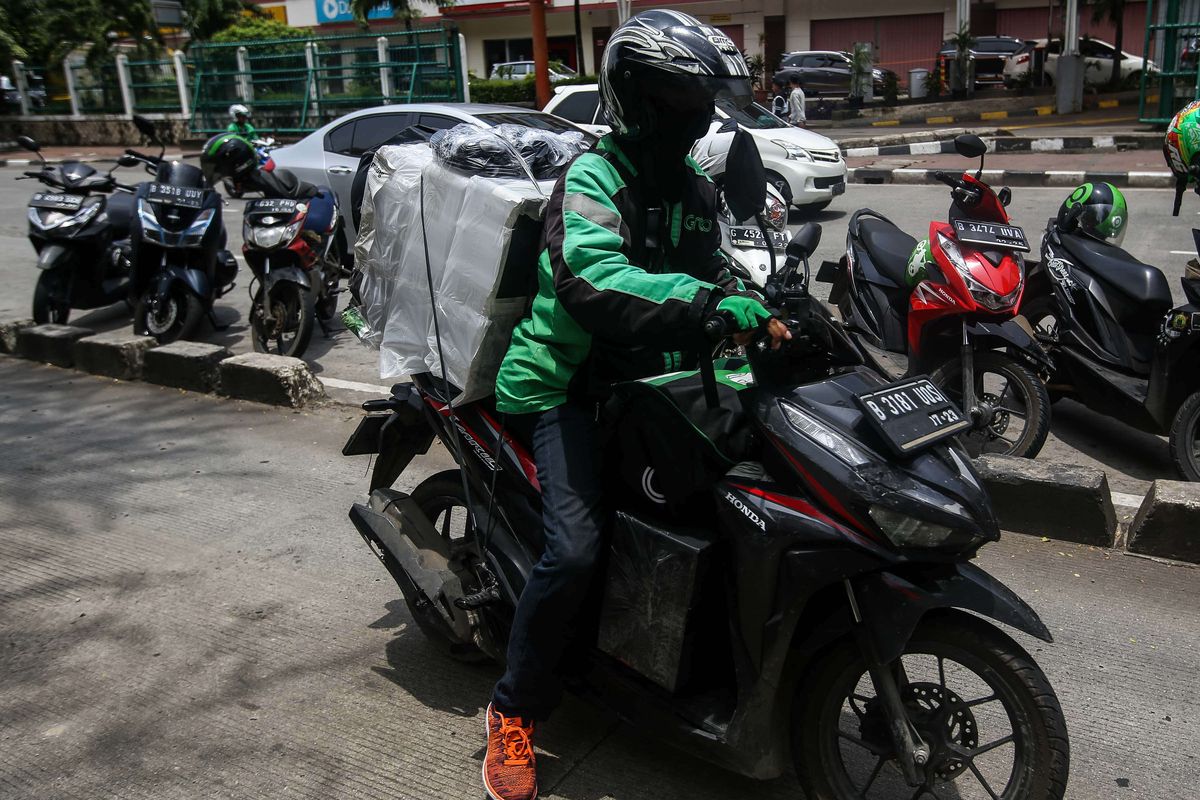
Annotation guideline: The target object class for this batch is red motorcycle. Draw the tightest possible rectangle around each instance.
[818,134,1052,458]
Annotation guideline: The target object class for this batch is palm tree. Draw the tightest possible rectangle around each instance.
[351,0,420,30]
[183,0,260,43]
[1090,0,1126,89]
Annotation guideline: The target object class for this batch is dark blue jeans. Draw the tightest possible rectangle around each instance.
[492,402,606,721]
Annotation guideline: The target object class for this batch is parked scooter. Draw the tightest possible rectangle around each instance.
[341,131,1069,799]
[125,115,237,343]
[17,135,136,323]
[818,134,1052,458]
[1022,206,1200,480]
[224,135,278,199]
[241,168,346,357]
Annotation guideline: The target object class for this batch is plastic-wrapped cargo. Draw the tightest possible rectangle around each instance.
[353,124,589,404]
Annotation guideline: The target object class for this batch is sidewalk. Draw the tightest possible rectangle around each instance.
[0,144,185,164]
[847,149,1167,173]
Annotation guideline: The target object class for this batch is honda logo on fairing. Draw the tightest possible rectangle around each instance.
[724,492,766,530]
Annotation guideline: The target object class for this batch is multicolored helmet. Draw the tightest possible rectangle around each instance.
[1165,100,1200,215]
[1056,182,1128,247]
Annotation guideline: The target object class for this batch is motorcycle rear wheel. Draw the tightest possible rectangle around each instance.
[793,610,1069,800]
[1169,391,1200,481]
[32,270,71,324]
[251,282,314,359]
[931,351,1051,459]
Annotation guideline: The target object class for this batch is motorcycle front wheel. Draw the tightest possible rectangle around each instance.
[931,351,1051,459]
[251,282,314,358]
[32,269,71,324]
[1169,391,1200,481]
[136,285,203,344]
[793,610,1070,800]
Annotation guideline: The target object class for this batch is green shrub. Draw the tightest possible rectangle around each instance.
[469,78,536,104]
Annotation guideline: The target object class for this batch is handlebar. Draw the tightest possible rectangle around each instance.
[704,310,736,342]
[933,170,958,188]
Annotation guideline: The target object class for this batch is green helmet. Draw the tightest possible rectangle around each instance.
[1057,182,1128,248]
[1166,100,1200,215]
[200,132,256,186]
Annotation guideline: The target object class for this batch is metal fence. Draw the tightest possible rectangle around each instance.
[3,24,464,132]
[1139,0,1200,124]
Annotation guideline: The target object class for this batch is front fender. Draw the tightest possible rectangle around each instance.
[854,562,1052,664]
[265,264,311,294]
[966,318,1052,370]
[36,243,71,271]
[157,264,209,300]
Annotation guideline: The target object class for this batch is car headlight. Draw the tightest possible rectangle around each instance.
[771,139,812,161]
[868,505,974,549]
[765,193,788,232]
[936,232,1022,311]
[780,401,872,466]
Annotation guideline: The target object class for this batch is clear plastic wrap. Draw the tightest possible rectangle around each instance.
[431,123,589,179]
[352,136,557,404]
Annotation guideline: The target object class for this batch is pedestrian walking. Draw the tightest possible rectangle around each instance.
[787,75,806,127]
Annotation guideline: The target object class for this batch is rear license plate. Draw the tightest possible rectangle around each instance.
[729,226,790,249]
[147,183,204,209]
[342,413,390,456]
[246,198,298,214]
[855,377,971,455]
[952,219,1030,252]
[30,192,83,211]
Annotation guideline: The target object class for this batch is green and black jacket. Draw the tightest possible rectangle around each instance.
[495,134,748,415]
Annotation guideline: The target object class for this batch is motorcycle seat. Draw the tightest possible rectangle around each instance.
[105,192,135,238]
[859,218,917,287]
[1060,233,1171,311]
[258,167,320,201]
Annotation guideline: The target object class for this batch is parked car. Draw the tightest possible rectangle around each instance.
[544,84,847,211]
[489,60,578,82]
[937,35,1030,88]
[771,51,894,97]
[1002,37,1157,87]
[269,103,594,242]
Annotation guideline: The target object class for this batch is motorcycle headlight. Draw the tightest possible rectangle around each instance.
[765,193,788,232]
[137,198,166,243]
[936,232,1022,311]
[245,217,302,250]
[780,401,872,467]
[771,139,812,161]
[868,505,981,550]
[28,201,101,232]
[181,208,216,246]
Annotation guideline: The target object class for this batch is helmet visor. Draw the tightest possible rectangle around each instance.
[648,74,753,114]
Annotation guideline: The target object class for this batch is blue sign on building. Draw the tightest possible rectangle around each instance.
[315,0,394,24]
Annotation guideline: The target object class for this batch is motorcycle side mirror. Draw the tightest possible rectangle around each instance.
[954,134,987,159]
[998,186,1012,207]
[723,129,768,224]
[117,154,140,168]
[788,222,822,260]
[16,135,39,153]
[133,114,159,143]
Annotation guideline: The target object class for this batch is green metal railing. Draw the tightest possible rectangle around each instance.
[1138,0,1200,125]
[71,62,124,115]
[128,57,182,113]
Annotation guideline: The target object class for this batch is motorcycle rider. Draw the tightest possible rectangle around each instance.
[481,10,789,800]
[1164,99,1200,216]
[227,103,257,137]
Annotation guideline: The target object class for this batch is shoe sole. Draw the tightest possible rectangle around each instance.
[482,707,537,800]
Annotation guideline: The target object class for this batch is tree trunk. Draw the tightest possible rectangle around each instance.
[574,0,584,74]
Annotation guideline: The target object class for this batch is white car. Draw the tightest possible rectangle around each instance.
[1002,38,1157,87]
[545,84,846,211]
[490,61,578,82]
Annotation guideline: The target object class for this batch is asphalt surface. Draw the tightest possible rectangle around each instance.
[0,165,1194,496]
[1,356,1198,799]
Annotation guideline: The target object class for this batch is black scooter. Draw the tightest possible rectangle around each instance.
[18,135,136,324]
[1022,216,1200,480]
[341,132,1069,799]
[125,115,237,343]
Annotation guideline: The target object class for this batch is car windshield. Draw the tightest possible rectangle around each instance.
[716,99,788,130]
[475,112,596,140]
[551,63,577,76]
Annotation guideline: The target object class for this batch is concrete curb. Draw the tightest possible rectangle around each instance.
[142,341,231,394]
[16,324,94,367]
[218,353,327,408]
[1127,481,1200,563]
[829,90,1149,128]
[0,318,35,354]
[0,154,185,167]
[848,166,1174,189]
[973,455,1118,546]
[843,133,1160,158]
[73,331,157,381]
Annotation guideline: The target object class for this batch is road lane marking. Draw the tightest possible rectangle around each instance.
[319,376,391,395]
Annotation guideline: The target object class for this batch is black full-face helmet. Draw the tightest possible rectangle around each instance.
[200,132,257,186]
[599,10,752,144]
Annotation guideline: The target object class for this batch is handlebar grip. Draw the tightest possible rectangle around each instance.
[933,170,958,188]
[704,315,728,341]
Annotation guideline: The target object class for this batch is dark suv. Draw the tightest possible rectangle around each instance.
[771,51,894,97]
[937,35,1030,88]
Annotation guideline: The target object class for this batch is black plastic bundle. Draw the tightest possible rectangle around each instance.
[430,123,589,179]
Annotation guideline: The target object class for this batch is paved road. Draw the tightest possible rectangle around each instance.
[1,355,1198,799]
[0,166,1193,494]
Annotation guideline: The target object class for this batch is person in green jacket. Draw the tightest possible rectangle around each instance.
[226,103,256,137]
[480,10,789,800]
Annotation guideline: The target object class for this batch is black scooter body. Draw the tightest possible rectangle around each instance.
[1032,223,1200,434]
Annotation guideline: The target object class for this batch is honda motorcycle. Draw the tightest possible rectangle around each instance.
[341,131,1069,800]
[1022,214,1200,480]
[241,169,345,358]
[818,134,1052,459]
[17,135,135,324]
[126,115,238,344]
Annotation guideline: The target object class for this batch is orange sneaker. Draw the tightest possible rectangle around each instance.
[482,703,537,800]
